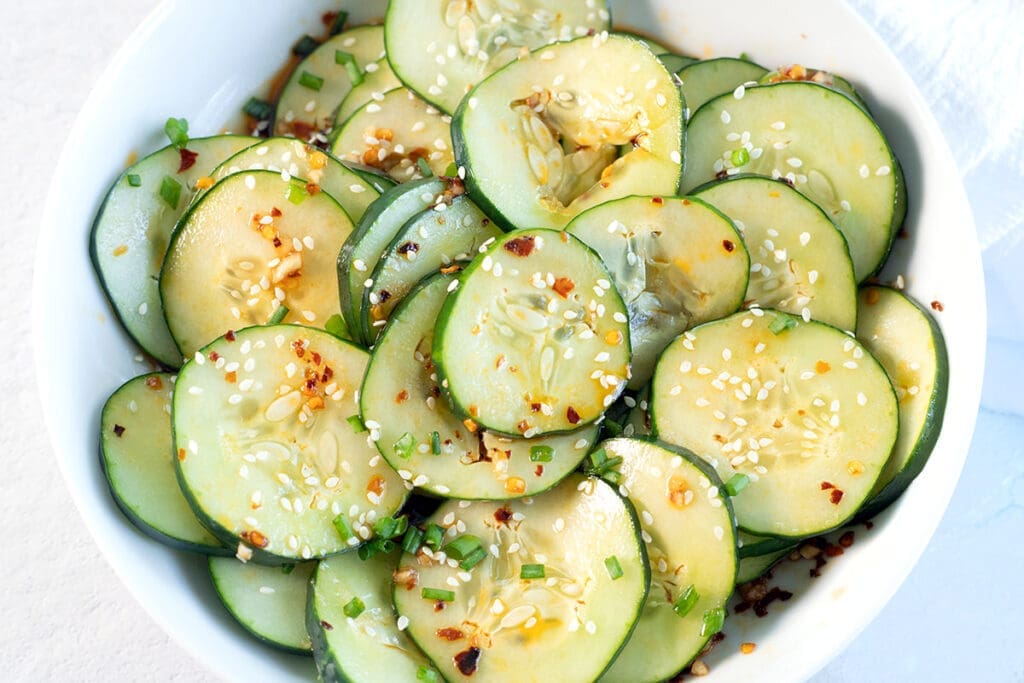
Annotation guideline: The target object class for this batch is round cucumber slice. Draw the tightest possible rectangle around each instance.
[651,309,899,537]
[384,0,611,115]
[161,170,353,358]
[736,546,793,585]
[309,550,436,683]
[393,475,648,683]
[760,64,870,111]
[599,438,737,683]
[677,57,768,115]
[361,273,598,499]
[330,87,455,182]
[433,228,630,437]
[566,195,750,387]
[208,557,315,654]
[453,33,684,230]
[209,137,381,222]
[693,175,858,331]
[100,372,226,554]
[174,324,407,563]
[856,286,948,518]
[680,81,904,281]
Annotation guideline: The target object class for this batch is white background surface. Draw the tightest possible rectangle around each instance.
[3,0,1022,681]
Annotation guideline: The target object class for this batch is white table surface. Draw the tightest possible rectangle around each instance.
[3,0,1022,680]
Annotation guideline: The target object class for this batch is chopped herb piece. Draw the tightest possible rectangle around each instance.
[739,51,753,61]
[325,313,349,339]
[281,564,296,575]
[329,11,349,36]
[444,534,483,560]
[343,596,365,618]
[374,515,409,540]
[393,432,416,459]
[520,564,546,579]
[242,97,273,121]
[731,147,750,167]
[299,70,325,91]
[724,473,750,496]
[267,305,289,325]
[347,415,367,433]
[332,514,354,540]
[159,175,182,209]
[444,162,459,177]
[588,448,623,475]
[416,157,434,177]
[422,587,456,602]
[604,418,623,437]
[126,174,142,187]
[530,445,553,462]
[416,666,440,682]
[293,35,319,57]
[402,526,424,554]
[701,607,726,636]
[430,431,441,455]
[604,556,624,580]
[358,537,395,561]
[459,546,488,570]
[673,584,700,618]
[768,314,798,334]
[286,180,309,205]
[334,50,364,87]
[423,523,445,549]
[164,117,189,149]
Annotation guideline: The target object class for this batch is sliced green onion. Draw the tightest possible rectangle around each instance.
[673,584,700,618]
[358,537,395,561]
[701,606,726,637]
[286,180,309,205]
[604,556,624,580]
[281,563,295,575]
[126,174,142,187]
[402,526,424,554]
[444,534,483,560]
[299,70,325,91]
[724,473,750,496]
[589,448,623,474]
[393,432,416,459]
[768,314,798,334]
[416,666,440,682]
[604,418,623,437]
[731,147,750,167]
[334,50,364,87]
[267,305,289,325]
[422,587,456,602]
[347,415,367,433]
[423,523,444,549]
[444,162,459,177]
[430,431,441,455]
[159,175,181,209]
[373,515,408,540]
[343,596,365,618]
[329,11,349,36]
[325,313,349,339]
[520,564,545,579]
[293,35,319,57]
[416,157,434,177]
[164,117,189,148]
[530,445,553,462]
[242,97,273,121]
[459,546,488,570]
[332,514,354,540]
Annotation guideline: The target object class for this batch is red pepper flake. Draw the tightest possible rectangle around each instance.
[435,601,447,612]
[393,565,419,591]
[494,506,512,525]
[320,620,334,631]
[566,406,581,425]
[145,376,163,390]
[820,481,835,490]
[367,474,385,496]
[930,300,944,312]
[208,351,221,362]
[177,147,198,173]
[440,264,462,275]
[224,371,237,383]
[824,543,844,557]
[722,239,735,252]
[270,207,283,218]
[838,531,855,548]
[291,339,306,358]
[815,360,831,374]
[305,182,321,196]
[530,402,542,413]
[437,627,464,641]
[651,196,664,205]
[865,521,875,530]
[224,330,236,342]
[830,488,844,505]
[240,530,269,548]
[397,241,420,255]
[516,420,530,434]
[552,277,575,298]
[113,424,126,437]
[534,464,544,477]
[454,647,481,676]
[396,390,409,404]
[503,236,535,257]
[177,448,186,461]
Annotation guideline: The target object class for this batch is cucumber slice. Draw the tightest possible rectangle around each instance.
[658,53,699,73]
[100,372,225,554]
[651,309,899,537]
[334,57,402,127]
[330,87,454,183]
[384,0,611,115]
[160,170,354,358]
[453,34,684,230]
[342,161,397,193]
[680,81,905,281]
[308,550,436,683]
[393,475,648,682]
[210,137,381,222]
[275,26,386,138]
[856,286,948,518]
[173,324,407,563]
[434,228,630,436]
[361,273,598,499]
[208,557,315,654]
[566,195,749,387]
[693,175,858,331]
[677,57,768,115]
[736,529,798,559]
[361,196,502,341]
[337,177,453,343]
[599,438,737,683]
[736,547,792,584]
[91,135,256,367]
[760,65,870,111]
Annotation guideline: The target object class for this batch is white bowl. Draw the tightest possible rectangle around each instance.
[33,0,985,680]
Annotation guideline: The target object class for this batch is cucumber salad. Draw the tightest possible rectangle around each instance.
[91,2,948,681]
